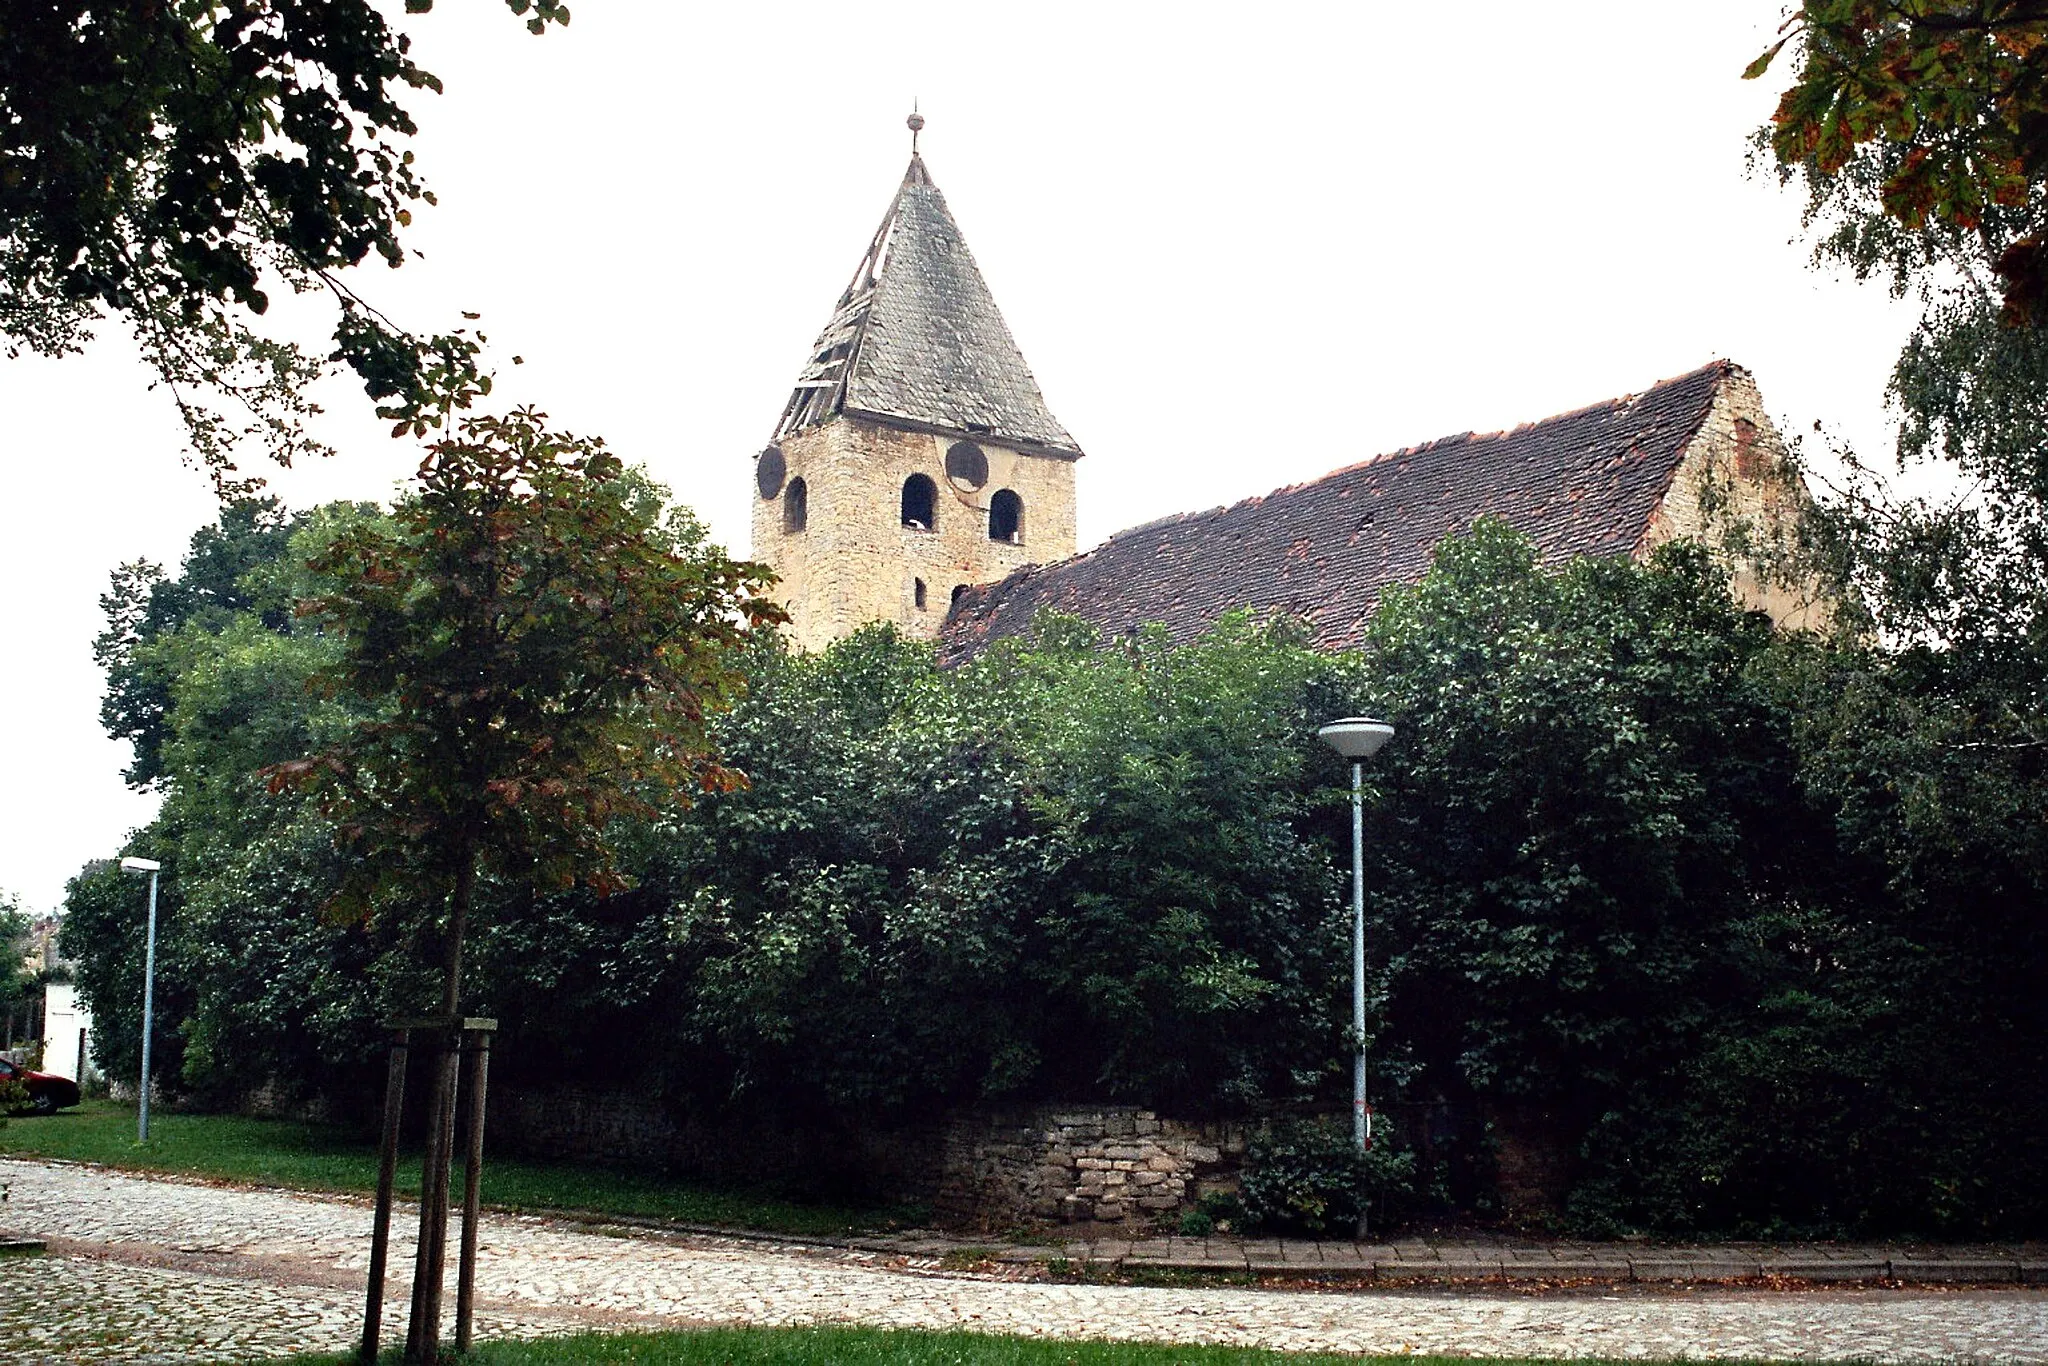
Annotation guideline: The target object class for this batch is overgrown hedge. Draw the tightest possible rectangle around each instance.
[66,510,2048,1237]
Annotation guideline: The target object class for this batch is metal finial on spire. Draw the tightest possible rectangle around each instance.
[908,102,925,156]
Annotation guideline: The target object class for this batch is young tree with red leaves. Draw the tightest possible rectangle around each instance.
[267,405,780,1360]
[276,409,779,1016]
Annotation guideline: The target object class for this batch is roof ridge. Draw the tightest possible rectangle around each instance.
[1076,361,1739,551]
[940,360,1741,662]
[1358,359,1737,470]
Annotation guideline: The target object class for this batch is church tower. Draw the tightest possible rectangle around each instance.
[751,115,1082,651]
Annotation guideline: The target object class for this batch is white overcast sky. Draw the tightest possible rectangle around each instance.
[0,2,1922,915]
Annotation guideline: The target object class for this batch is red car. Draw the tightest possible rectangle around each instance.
[0,1057,81,1114]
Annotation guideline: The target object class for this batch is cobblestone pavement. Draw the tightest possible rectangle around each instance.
[4,1158,2048,1363]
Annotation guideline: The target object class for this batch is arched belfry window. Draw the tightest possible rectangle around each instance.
[989,489,1023,543]
[783,477,808,534]
[901,474,937,531]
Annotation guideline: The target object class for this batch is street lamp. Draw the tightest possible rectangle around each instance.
[118,856,161,1143]
[1316,717,1394,1163]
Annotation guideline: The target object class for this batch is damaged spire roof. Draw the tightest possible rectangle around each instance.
[772,149,1082,457]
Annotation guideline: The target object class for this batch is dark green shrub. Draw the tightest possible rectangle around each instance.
[1238,1118,1416,1236]
[1177,1190,1243,1237]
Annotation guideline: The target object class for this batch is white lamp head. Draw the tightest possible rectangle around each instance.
[119,857,161,873]
[1317,717,1395,761]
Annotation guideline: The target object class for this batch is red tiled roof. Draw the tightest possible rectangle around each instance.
[939,361,1733,661]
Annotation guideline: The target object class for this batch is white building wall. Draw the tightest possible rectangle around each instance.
[42,982,91,1083]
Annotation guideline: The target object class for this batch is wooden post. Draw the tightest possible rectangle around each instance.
[360,1028,411,1363]
[396,1016,495,1365]
[455,1023,494,1352]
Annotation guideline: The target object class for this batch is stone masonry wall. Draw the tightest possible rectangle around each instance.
[752,416,1079,652]
[479,1091,1246,1232]
[934,1106,1247,1230]
[1641,368,1833,632]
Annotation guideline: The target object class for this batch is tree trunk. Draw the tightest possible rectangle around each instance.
[438,848,476,1016]
[408,847,477,1365]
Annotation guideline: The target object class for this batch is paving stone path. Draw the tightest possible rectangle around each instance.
[3,1158,2047,1363]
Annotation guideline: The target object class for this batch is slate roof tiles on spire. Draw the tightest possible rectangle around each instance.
[773,153,1081,456]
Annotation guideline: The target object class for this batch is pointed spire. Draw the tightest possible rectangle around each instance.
[771,131,1080,456]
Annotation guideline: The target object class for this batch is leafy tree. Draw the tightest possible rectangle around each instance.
[1355,520,1821,1214]
[1750,5,2046,273]
[1734,12,2048,1233]
[672,615,1360,1123]
[996,616,1357,1113]
[1356,522,2048,1236]
[94,498,309,786]
[0,891,41,1047]
[267,415,777,1359]
[1,0,568,488]
[1562,631,2048,1237]
[1750,4,2048,643]
[60,852,191,1090]
[271,410,781,1022]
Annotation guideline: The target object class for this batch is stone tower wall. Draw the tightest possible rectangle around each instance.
[752,417,1078,652]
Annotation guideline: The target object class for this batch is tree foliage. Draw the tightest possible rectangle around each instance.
[1358,526,1806,1130]
[1751,4,2048,645]
[0,891,44,1039]
[1751,4,2046,252]
[672,614,1359,1119]
[94,497,309,787]
[268,409,782,1016]
[63,508,2048,1235]
[1,0,568,488]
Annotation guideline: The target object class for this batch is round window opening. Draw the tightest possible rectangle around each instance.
[944,440,988,491]
[756,446,787,500]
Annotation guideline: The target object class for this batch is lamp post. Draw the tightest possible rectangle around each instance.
[118,856,161,1143]
[1315,718,1394,1161]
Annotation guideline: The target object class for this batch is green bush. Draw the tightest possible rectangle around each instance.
[1179,1189,1245,1237]
[1238,1118,1417,1236]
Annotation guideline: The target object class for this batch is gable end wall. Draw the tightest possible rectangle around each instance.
[1640,371,1831,632]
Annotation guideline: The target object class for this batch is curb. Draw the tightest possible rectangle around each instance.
[1035,1251,2047,1288]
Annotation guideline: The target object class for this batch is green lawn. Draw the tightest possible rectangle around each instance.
[269,1325,1728,1366]
[0,1099,920,1237]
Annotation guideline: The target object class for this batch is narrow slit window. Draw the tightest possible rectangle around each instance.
[989,488,1023,543]
[783,477,808,533]
[901,473,937,531]
[914,578,928,611]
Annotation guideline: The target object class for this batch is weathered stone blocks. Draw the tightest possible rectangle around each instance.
[932,1104,1247,1230]
[753,418,1080,652]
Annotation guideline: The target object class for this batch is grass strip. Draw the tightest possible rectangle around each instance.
[268,1324,1733,1365]
[0,1099,917,1238]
